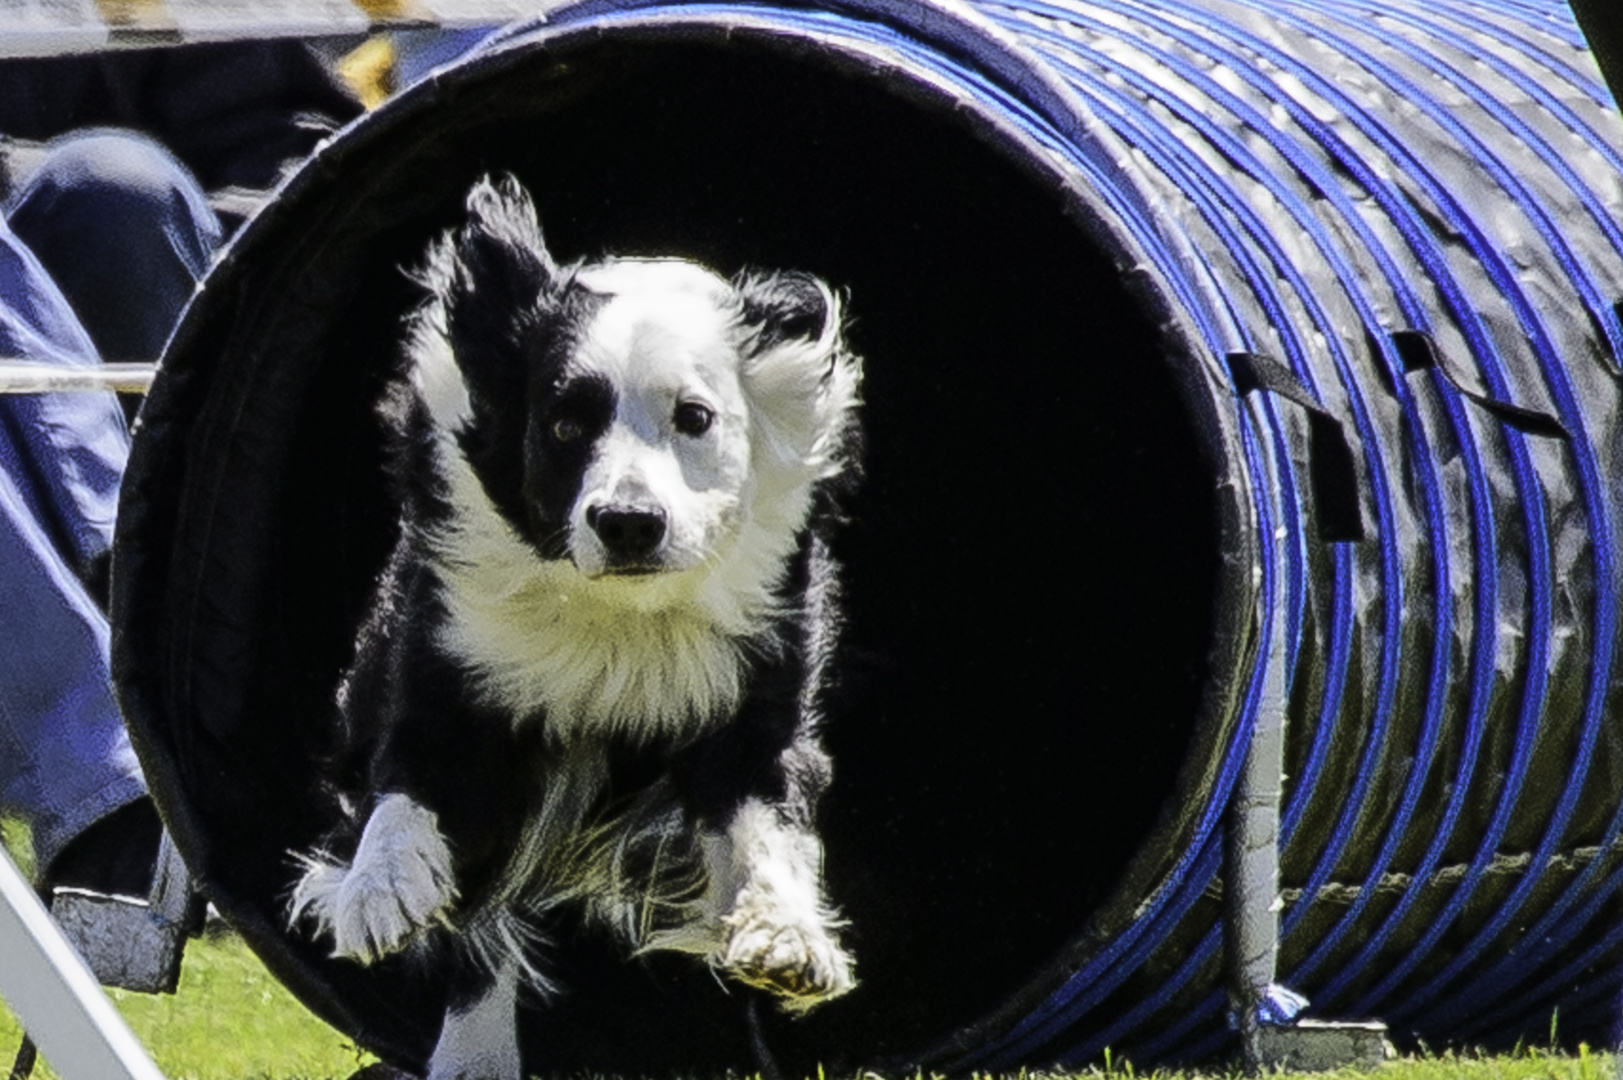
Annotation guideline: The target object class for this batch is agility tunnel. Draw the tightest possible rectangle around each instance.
[109,0,1623,1071]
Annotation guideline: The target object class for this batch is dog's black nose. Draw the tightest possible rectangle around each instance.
[587,505,667,563]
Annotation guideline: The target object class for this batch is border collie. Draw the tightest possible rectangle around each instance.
[288,176,862,1080]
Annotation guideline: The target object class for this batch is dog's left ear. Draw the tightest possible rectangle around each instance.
[734,269,863,483]
[738,270,835,352]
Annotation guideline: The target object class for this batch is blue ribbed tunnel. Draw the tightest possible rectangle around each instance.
[958,0,1623,1063]
[111,0,1623,1071]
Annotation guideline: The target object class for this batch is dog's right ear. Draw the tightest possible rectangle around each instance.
[442,175,565,408]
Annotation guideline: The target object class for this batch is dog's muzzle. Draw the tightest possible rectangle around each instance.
[586,504,668,574]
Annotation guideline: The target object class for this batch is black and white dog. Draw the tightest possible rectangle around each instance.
[289,176,861,1079]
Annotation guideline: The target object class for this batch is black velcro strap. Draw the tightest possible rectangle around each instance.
[1228,351,1365,543]
[1391,330,1569,439]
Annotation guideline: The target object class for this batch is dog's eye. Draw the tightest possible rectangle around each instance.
[673,402,714,437]
[552,417,584,443]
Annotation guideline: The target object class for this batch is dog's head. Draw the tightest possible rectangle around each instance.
[407,177,861,616]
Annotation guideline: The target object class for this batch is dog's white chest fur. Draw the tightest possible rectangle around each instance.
[427,479,751,742]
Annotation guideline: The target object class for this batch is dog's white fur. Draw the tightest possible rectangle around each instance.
[429,960,522,1080]
[712,798,855,1006]
[290,187,859,1079]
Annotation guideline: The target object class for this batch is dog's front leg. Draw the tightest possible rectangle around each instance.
[291,793,457,963]
[707,796,855,1011]
[428,959,521,1080]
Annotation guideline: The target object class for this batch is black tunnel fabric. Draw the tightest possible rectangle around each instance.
[111,0,1623,1071]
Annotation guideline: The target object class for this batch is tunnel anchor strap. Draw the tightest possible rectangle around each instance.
[1225,352,1393,1074]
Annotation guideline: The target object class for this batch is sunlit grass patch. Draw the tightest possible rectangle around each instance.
[0,923,377,1080]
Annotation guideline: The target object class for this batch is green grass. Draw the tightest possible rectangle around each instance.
[3,817,1617,1080]
[1071,1044,1618,1080]
[1,921,1615,1080]
[1,815,369,1079]
[0,925,377,1080]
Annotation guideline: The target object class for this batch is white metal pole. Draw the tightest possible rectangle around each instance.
[0,363,157,394]
[0,846,168,1080]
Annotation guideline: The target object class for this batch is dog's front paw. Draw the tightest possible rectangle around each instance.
[290,794,457,964]
[326,847,456,963]
[721,898,855,1011]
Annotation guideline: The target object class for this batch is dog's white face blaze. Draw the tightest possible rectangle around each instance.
[568,261,753,582]
[410,254,860,743]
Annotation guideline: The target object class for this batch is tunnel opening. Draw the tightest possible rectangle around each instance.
[114,25,1236,1073]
